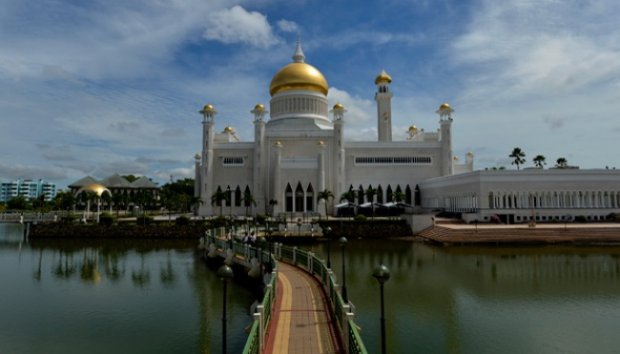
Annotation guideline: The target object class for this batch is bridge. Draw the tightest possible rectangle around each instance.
[202,233,368,354]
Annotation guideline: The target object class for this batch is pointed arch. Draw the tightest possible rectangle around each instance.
[377,185,384,204]
[295,182,304,212]
[225,185,232,207]
[285,183,293,212]
[243,186,252,207]
[386,185,393,202]
[215,186,223,207]
[306,183,314,212]
[235,186,242,207]
[358,185,365,204]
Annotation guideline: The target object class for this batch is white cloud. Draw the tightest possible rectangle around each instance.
[277,19,299,33]
[204,6,279,48]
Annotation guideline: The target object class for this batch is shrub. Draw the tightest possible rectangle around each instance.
[574,215,587,223]
[211,216,228,228]
[354,214,367,222]
[255,214,266,225]
[136,215,154,225]
[60,215,76,224]
[99,212,115,226]
[175,215,190,226]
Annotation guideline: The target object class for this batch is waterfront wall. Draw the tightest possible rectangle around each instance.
[30,222,205,239]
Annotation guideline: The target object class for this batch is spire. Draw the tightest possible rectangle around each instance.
[292,37,305,63]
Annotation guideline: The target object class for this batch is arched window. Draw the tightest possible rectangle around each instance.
[386,185,393,202]
[377,185,384,204]
[306,184,314,212]
[412,185,418,206]
[215,186,223,207]
[358,185,365,204]
[225,186,232,207]
[235,186,242,207]
[295,183,305,212]
[243,186,252,207]
[285,184,293,212]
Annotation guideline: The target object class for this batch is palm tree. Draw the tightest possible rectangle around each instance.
[211,189,229,216]
[509,147,526,170]
[268,199,278,216]
[317,189,334,219]
[241,190,257,216]
[365,186,377,219]
[533,155,546,168]
[556,157,568,168]
[392,190,406,204]
[339,190,355,203]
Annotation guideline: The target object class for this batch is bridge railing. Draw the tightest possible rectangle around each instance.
[271,242,369,354]
[204,234,368,354]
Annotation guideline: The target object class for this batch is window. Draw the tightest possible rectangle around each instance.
[354,156,432,165]
[222,157,244,166]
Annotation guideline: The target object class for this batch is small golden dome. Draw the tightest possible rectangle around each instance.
[79,183,110,197]
[375,70,392,85]
[453,156,459,161]
[467,151,474,156]
[408,124,418,132]
[194,153,201,160]
[270,62,329,96]
[333,103,344,110]
[254,103,265,111]
[223,126,235,134]
[203,104,215,112]
[317,140,325,146]
[274,141,283,147]
[439,103,451,111]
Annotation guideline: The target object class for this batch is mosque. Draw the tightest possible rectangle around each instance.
[194,42,473,217]
[194,42,620,224]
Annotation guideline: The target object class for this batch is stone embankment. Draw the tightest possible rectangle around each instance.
[29,222,205,239]
[418,224,620,245]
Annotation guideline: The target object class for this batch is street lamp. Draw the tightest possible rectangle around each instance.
[372,264,390,354]
[338,236,348,303]
[325,226,332,269]
[217,264,234,354]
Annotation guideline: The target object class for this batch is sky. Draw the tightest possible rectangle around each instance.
[1,0,619,189]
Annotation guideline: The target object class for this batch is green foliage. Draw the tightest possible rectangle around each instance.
[340,190,356,203]
[99,212,115,226]
[54,191,75,211]
[354,214,367,221]
[7,196,30,210]
[533,155,546,168]
[123,174,139,183]
[556,157,568,168]
[175,215,191,226]
[574,215,587,223]
[60,215,76,224]
[509,147,526,170]
[255,214,266,225]
[211,216,228,228]
[136,215,154,225]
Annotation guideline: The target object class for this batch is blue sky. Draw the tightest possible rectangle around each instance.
[1,0,619,188]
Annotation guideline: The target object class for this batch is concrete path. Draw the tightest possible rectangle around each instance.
[264,262,343,354]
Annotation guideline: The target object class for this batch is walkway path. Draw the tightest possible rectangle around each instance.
[264,262,343,354]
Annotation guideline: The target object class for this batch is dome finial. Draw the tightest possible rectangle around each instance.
[292,37,305,63]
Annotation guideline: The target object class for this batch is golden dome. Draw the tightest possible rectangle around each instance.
[408,124,418,132]
[223,126,235,134]
[254,103,265,111]
[317,140,325,146]
[194,153,201,160]
[467,151,474,156]
[78,183,110,197]
[333,103,345,110]
[202,104,215,112]
[375,70,392,85]
[270,62,329,96]
[274,141,283,147]
[439,103,451,111]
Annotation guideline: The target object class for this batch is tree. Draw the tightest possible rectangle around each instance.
[53,191,75,211]
[7,195,30,210]
[339,190,355,203]
[556,157,568,168]
[365,186,377,219]
[533,155,546,168]
[268,199,278,216]
[392,190,406,203]
[317,189,334,219]
[211,189,229,216]
[509,147,526,170]
[241,189,257,216]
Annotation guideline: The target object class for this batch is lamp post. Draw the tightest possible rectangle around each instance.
[338,236,348,303]
[217,264,234,354]
[297,218,302,237]
[325,226,332,269]
[372,264,390,354]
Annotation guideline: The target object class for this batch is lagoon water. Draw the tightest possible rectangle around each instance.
[2,223,620,353]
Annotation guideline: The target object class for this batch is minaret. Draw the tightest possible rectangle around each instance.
[331,103,346,200]
[252,103,267,215]
[199,103,217,214]
[374,70,393,142]
[436,103,454,176]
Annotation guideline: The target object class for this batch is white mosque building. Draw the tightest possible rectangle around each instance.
[195,42,620,224]
[194,42,473,217]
